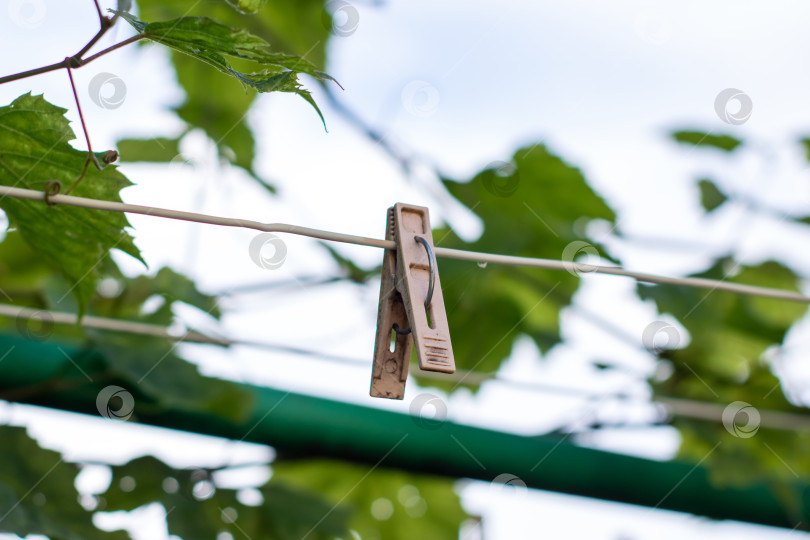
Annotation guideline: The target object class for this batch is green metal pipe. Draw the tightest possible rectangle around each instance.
[0,334,805,529]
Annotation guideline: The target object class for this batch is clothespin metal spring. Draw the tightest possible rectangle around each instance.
[392,235,435,335]
[415,236,435,311]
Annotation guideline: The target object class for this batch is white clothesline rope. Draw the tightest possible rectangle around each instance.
[1,185,808,303]
[4,302,810,433]
[0,303,228,345]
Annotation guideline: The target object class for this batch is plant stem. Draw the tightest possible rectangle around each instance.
[0,60,68,85]
[81,34,146,65]
[0,35,146,86]
[66,64,94,156]
[75,20,113,59]
[64,64,97,195]
[0,0,144,88]
[76,0,115,60]
[92,0,104,23]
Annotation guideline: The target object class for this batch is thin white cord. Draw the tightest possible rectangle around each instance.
[1,185,808,303]
[0,304,229,345]
[4,302,810,432]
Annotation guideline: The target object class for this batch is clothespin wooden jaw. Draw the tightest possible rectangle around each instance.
[371,203,455,400]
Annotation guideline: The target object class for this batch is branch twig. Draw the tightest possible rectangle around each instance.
[0,34,145,86]
[65,63,96,193]
[91,0,105,23]
[66,64,94,157]
[81,34,145,65]
[0,2,147,189]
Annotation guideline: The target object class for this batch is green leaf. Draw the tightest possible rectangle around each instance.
[272,460,469,540]
[116,137,181,162]
[89,331,251,423]
[434,145,615,378]
[132,0,331,189]
[640,260,806,380]
[697,178,728,212]
[0,231,56,306]
[225,0,269,14]
[252,483,351,540]
[173,52,261,177]
[0,93,144,314]
[102,456,351,540]
[134,0,330,75]
[672,130,742,152]
[88,265,220,324]
[320,243,380,284]
[0,236,250,423]
[147,267,221,318]
[114,11,335,128]
[82,265,238,423]
[0,425,129,539]
[799,137,810,162]
[640,260,810,498]
[0,228,217,325]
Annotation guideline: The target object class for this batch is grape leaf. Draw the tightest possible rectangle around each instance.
[90,334,252,423]
[0,425,130,539]
[272,460,469,540]
[697,178,728,212]
[116,137,181,162]
[225,0,269,14]
[320,242,380,284]
[641,260,806,388]
[115,11,336,128]
[430,145,615,381]
[672,130,742,152]
[131,0,331,190]
[102,456,350,540]
[81,265,245,423]
[0,93,144,315]
[172,51,263,183]
[93,265,220,322]
[0,231,55,306]
[0,231,248,422]
[640,260,810,501]
[136,0,330,68]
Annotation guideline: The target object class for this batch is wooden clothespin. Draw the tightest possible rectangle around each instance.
[370,203,455,399]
